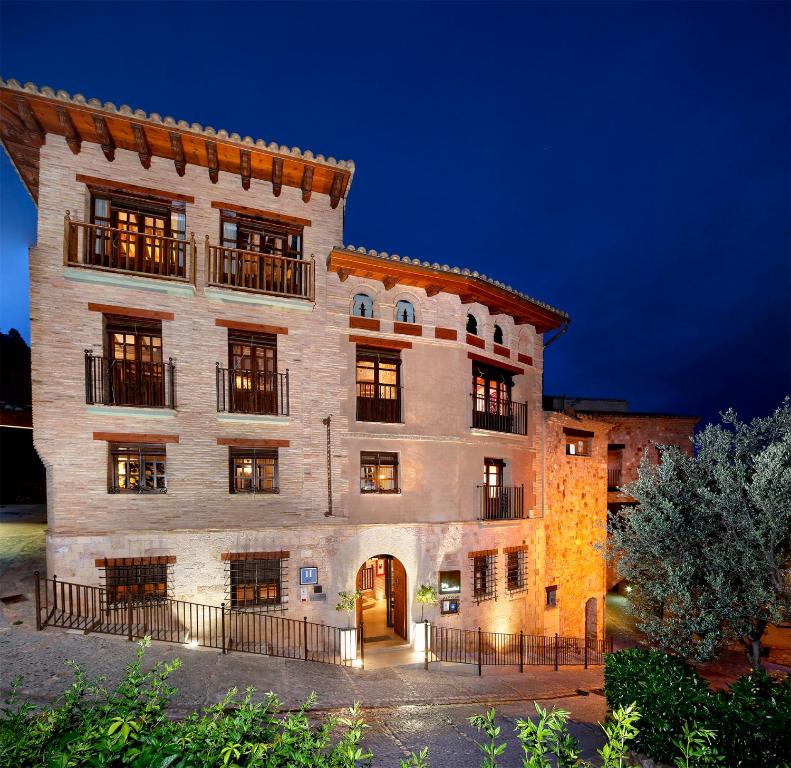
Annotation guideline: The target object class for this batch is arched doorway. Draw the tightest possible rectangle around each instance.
[585,597,598,641]
[355,554,407,646]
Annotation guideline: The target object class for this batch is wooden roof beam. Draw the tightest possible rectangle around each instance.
[56,107,81,154]
[271,157,283,197]
[329,171,343,209]
[425,284,442,297]
[382,276,398,290]
[169,132,186,176]
[14,96,44,142]
[301,165,313,203]
[205,139,219,183]
[336,268,351,282]
[240,149,251,190]
[92,115,115,162]
[131,124,151,169]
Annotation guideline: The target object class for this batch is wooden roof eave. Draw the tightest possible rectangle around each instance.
[0,86,353,206]
[327,249,568,333]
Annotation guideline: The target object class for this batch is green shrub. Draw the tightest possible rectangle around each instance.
[604,648,791,767]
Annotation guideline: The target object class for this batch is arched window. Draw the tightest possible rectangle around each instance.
[352,293,374,318]
[493,324,504,345]
[466,313,478,335]
[395,300,415,324]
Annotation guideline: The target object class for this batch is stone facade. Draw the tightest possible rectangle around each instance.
[18,101,617,646]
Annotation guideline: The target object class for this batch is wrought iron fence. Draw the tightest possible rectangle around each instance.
[471,393,528,435]
[85,351,176,409]
[35,573,354,667]
[477,485,525,520]
[216,365,290,416]
[429,624,612,674]
[608,468,622,490]
[355,383,402,423]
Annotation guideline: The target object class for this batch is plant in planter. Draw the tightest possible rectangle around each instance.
[335,589,362,628]
[416,584,437,622]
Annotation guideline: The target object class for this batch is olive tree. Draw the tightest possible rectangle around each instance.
[608,398,791,669]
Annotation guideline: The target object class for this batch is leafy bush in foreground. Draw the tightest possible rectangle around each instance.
[605,648,791,767]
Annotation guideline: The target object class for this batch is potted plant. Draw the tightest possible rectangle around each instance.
[335,589,362,661]
[413,583,437,652]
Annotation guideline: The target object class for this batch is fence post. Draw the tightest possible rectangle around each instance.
[52,574,58,612]
[34,571,42,631]
[554,633,559,671]
[477,627,482,677]
[359,619,365,669]
[127,591,133,642]
[584,637,589,669]
[424,620,429,671]
[519,629,524,673]
[303,616,308,661]
[221,602,226,654]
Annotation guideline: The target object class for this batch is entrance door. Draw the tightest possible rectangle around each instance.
[391,558,407,640]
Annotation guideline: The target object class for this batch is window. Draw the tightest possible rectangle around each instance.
[102,315,167,408]
[225,552,288,611]
[438,570,461,595]
[97,558,172,607]
[110,443,166,494]
[220,212,302,260]
[470,550,496,602]
[356,347,401,423]
[224,330,279,415]
[466,313,478,335]
[546,585,558,608]
[90,193,186,277]
[360,451,399,493]
[564,429,593,457]
[395,300,415,323]
[472,362,515,433]
[229,448,278,494]
[352,293,374,318]
[506,547,528,593]
[493,324,504,345]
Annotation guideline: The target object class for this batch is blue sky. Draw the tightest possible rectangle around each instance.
[1,1,789,426]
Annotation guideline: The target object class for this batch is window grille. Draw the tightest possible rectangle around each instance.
[229,448,278,494]
[96,557,174,607]
[546,585,558,607]
[223,551,289,611]
[360,451,399,493]
[505,546,528,593]
[469,550,497,603]
[110,443,166,493]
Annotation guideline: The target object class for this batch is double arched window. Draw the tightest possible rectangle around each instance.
[466,313,478,335]
[395,300,415,324]
[352,293,374,318]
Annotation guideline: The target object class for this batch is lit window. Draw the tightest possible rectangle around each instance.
[395,300,415,323]
[360,451,399,493]
[356,347,401,423]
[227,554,287,610]
[98,558,171,607]
[352,293,374,318]
[110,443,166,494]
[565,437,592,457]
[466,313,478,335]
[506,548,528,593]
[471,551,496,602]
[493,324,504,345]
[229,448,278,494]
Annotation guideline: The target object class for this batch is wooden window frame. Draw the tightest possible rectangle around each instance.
[360,451,400,494]
[98,560,172,607]
[219,211,303,260]
[473,362,514,417]
[355,347,402,423]
[546,585,558,608]
[229,447,279,494]
[109,442,167,494]
[226,554,288,611]
[565,436,592,457]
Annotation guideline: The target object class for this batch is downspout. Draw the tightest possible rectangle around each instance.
[322,415,333,516]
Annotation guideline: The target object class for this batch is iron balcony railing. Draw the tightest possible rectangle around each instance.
[216,365,290,416]
[608,468,622,490]
[355,382,403,423]
[471,393,528,435]
[477,484,525,521]
[85,351,175,409]
[64,213,196,283]
[206,239,314,301]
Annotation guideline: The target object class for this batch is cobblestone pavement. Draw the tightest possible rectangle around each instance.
[0,507,608,764]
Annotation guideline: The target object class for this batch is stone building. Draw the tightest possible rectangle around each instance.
[0,79,692,652]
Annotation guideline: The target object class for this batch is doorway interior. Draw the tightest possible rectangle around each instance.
[356,554,407,647]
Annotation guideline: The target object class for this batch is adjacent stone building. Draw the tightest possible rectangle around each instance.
[0,79,695,651]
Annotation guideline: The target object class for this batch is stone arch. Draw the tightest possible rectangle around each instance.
[355,554,408,644]
[392,291,421,324]
[466,312,480,335]
[350,291,375,318]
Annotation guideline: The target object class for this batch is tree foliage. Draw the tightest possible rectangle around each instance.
[608,399,791,667]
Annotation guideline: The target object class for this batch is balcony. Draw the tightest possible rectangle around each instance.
[356,383,402,423]
[471,394,528,436]
[64,215,196,284]
[216,365,290,416]
[85,352,175,409]
[477,485,525,520]
[206,241,314,301]
[608,468,622,490]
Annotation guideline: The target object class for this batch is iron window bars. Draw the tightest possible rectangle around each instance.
[506,547,529,594]
[225,553,288,611]
[97,559,173,607]
[471,552,497,603]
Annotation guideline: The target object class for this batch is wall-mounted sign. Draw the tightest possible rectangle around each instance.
[439,570,461,594]
[300,566,318,585]
[441,598,460,615]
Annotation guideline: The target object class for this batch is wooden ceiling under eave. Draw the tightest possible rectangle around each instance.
[0,86,352,207]
[327,248,569,333]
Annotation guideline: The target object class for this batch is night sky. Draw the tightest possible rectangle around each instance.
[1,2,788,427]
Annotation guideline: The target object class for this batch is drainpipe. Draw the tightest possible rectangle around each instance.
[322,415,333,517]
